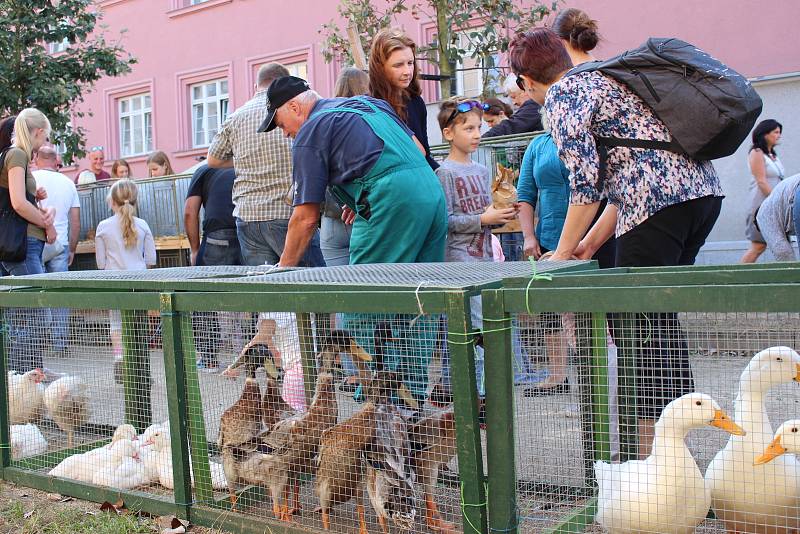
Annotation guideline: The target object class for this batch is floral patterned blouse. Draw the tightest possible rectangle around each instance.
[544,71,724,236]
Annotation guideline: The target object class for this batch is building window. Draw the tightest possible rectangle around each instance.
[190,79,229,148]
[49,37,69,54]
[286,60,308,80]
[452,32,502,98]
[118,93,153,157]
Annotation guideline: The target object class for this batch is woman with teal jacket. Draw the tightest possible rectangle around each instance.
[519,132,570,258]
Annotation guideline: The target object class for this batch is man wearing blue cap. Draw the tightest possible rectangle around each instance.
[260,76,447,409]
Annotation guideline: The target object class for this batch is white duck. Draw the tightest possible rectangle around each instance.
[146,428,227,490]
[595,393,744,534]
[49,424,139,482]
[755,419,800,466]
[8,369,45,424]
[11,424,48,459]
[705,346,800,533]
[92,439,148,489]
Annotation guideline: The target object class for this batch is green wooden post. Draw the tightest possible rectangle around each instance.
[121,308,152,432]
[482,289,517,534]
[160,293,194,519]
[179,310,214,505]
[0,316,10,476]
[611,313,639,461]
[589,313,612,465]
[297,312,317,406]
[447,292,488,534]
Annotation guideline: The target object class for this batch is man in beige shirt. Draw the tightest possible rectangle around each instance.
[207,63,324,266]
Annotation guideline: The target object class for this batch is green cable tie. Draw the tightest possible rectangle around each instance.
[526,257,552,315]
[482,316,512,323]
[460,481,488,534]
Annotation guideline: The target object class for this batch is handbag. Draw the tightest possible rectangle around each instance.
[0,148,33,263]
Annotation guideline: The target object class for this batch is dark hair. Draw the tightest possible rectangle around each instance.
[552,8,600,53]
[483,97,513,118]
[509,28,573,85]
[369,28,422,121]
[750,119,782,156]
[437,99,482,132]
[334,67,370,98]
[0,115,16,153]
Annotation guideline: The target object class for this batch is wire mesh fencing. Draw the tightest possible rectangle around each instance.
[484,271,800,534]
[182,308,465,533]
[5,303,174,502]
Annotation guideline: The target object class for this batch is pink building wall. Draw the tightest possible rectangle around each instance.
[70,0,799,179]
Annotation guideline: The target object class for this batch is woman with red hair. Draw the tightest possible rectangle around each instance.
[369,28,438,169]
[509,28,724,457]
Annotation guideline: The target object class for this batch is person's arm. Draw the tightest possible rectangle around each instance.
[546,77,603,260]
[517,142,541,258]
[207,116,235,168]
[7,167,52,228]
[573,203,618,260]
[68,207,80,266]
[482,100,543,138]
[757,197,796,261]
[183,195,202,265]
[94,226,106,270]
[749,149,771,196]
[143,224,157,267]
[278,203,321,267]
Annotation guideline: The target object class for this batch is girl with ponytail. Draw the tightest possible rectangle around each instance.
[95,179,156,363]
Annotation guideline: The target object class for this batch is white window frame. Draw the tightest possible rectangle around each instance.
[49,37,69,54]
[190,79,229,148]
[454,32,502,98]
[118,93,153,157]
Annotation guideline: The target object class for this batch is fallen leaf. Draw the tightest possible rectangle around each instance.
[59,497,74,503]
[171,517,189,529]
[23,510,34,519]
[162,528,186,534]
[46,493,61,501]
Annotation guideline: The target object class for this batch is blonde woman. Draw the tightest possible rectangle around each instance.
[0,109,56,372]
[95,179,156,369]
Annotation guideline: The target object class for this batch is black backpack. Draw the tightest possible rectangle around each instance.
[568,37,763,162]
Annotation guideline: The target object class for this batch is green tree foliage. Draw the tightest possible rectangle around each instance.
[0,0,135,164]
[320,0,558,99]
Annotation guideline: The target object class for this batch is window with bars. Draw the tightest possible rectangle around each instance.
[118,93,153,157]
[191,79,229,148]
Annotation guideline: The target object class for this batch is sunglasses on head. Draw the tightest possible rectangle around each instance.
[445,101,491,127]
[90,145,104,152]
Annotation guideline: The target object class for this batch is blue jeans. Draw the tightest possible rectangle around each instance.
[44,244,70,350]
[194,228,242,366]
[236,218,326,267]
[320,215,352,266]
[1,237,46,371]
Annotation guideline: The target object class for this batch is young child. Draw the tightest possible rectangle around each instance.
[430,99,518,407]
[95,179,157,375]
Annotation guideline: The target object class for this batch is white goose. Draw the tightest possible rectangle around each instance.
[704,346,800,533]
[595,393,744,534]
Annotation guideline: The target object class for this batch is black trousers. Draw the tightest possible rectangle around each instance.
[615,195,722,419]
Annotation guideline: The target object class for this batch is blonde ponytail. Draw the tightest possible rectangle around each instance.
[108,179,139,248]
[14,108,51,160]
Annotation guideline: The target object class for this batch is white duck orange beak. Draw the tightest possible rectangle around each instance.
[755,434,788,465]
[794,363,800,382]
[709,409,746,436]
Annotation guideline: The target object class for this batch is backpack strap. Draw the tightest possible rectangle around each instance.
[594,136,684,191]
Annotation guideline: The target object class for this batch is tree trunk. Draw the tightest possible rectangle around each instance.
[433,0,453,100]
